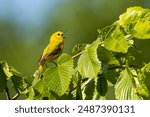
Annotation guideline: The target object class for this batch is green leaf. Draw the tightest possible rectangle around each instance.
[8,65,28,94]
[50,91,73,100]
[0,63,7,92]
[32,78,44,94]
[71,68,82,99]
[26,86,36,100]
[26,81,51,100]
[118,7,146,26]
[77,39,101,78]
[96,74,108,96]
[83,79,95,100]
[97,46,120,66]
[132,20,150,39]
[2,61,13,78]
[115,68,143,100]
[9,66,22,76]
[0,61,13,79]
[76,74,83,100]
[32,78,56,100]
[103,24,129,53]
[72,68,79,88]
[11,75,28,94]
[103,69,119,85]
[43,53,74,96]
[136,63,150,97]
[118,6,150,39]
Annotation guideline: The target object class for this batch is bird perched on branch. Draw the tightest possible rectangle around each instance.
[34,31,64,78]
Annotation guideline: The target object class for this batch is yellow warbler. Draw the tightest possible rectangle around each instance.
[34,31,64,77]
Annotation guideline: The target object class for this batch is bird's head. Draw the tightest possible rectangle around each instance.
[50,31,64,42]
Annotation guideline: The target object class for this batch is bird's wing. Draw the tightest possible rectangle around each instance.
[38,42,63,65]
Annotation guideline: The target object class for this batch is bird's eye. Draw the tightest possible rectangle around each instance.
[58,33,60,36]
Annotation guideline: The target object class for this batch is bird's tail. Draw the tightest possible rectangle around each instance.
[33,65,43,78]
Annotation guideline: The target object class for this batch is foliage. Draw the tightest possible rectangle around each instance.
[0,6,150,100]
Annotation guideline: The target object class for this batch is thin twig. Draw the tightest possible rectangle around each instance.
[71,41,104,59]
[72,50,85,59]
[11,93,19,100]
[4,87,11,100]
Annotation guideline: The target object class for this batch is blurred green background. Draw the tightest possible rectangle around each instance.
[0,0,150,77]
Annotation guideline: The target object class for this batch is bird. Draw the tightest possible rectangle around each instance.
[34,31,64,78]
